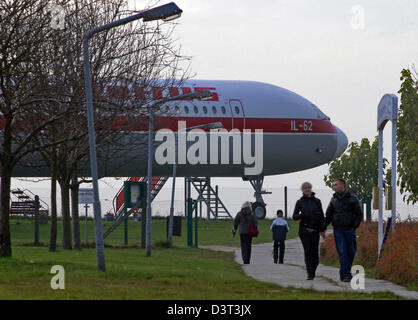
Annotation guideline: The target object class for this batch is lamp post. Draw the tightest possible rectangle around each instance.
[83,2,183,271]
[145,90,214,256]
[167,121,223,248]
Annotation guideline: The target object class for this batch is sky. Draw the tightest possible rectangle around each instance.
[12,0,418,218]
[156,0,418,189]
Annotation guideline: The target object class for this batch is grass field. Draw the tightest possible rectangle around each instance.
[0,217,402,300]
[8,216,298,247]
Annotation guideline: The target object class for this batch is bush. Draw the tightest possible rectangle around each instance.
[320,219,418,288]
[375,217,417,286]
[320,232,339,264]
[354,222,379,268]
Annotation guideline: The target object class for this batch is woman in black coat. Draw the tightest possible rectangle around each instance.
[292,182,325,280]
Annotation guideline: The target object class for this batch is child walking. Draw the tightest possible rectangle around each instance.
[270,210,290,264]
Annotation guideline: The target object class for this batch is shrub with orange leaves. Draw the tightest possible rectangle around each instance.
[320,222,379,267]
[320,231,339,264]
[320,218,417,288]
[354,221,379,268]
[375,217,417,286]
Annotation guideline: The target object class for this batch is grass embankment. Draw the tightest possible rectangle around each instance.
[0,217,402,299]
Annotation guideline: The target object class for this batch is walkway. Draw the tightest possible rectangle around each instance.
[200,236,418,299]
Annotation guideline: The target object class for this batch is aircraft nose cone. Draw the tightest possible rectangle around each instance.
[333,126,348,159]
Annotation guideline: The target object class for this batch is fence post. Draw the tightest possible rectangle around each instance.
[34,195,40,246]
[215,185,219,220]
[194,200,198,248]
[366,197,372,221]
[284,186,288,219]
[141,199,147,248]
[187,198,193,247]
[85,204,89,244]
[124,206,128,245]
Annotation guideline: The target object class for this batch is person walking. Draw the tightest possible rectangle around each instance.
[292,182,325,280]
[233,201,258,264]
[322,178,363,282]
[270,209,290,264]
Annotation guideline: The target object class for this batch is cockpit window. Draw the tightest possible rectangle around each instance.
[311,104,330,121]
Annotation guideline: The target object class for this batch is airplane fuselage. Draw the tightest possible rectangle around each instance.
[11,80,348,178]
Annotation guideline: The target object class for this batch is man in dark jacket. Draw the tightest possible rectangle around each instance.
[323,178,363,282]
[233,201,258,264]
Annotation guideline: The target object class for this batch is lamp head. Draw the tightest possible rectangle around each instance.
[142,2,183,22]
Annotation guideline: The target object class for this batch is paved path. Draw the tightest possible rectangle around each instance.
[200,236,418,299]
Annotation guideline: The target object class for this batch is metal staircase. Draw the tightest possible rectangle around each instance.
[10,189,49,223]
[103,176,168,239]
[189,177,232,220]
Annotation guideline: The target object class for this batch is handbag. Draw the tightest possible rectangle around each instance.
[242,213,258,237]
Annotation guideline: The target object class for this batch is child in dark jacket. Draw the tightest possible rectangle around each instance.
[270,210,290,264]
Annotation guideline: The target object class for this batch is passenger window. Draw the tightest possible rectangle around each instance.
[203,106,208,114]
[194,105,198,114]
[175,106,180,114]
[221,106,226,114]
[212,106,217,114]
[184,105,189,114]
[235,106,240,114]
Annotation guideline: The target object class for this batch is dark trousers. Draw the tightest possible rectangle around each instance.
[240,233,252,264]
[334,228,357,279]
[299,227,320,276]
[273,240,285,263]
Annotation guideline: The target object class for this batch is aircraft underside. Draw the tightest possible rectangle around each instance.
[12,132,338,178]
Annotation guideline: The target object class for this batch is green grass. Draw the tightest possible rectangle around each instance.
[9,217,299,247]
[0,217,402,300]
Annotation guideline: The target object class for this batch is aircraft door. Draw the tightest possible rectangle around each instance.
[229,99,245,130]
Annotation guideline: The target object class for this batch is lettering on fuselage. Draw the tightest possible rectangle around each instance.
[105,85,219,102]
[290,119,313,132]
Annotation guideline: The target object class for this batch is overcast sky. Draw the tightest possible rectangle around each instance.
[149,0,418,190]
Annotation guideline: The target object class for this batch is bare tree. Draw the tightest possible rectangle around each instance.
[19,0,191,250]
[0,0,76,257]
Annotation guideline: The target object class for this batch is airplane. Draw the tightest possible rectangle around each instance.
[11,79,348,219]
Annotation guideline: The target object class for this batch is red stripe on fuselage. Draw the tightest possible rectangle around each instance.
[0,114,336,134]
[114,116,337,134]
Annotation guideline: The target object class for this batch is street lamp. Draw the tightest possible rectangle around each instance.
[145,90,214,256]
[167,121,223,248]
[83,2,183,271]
